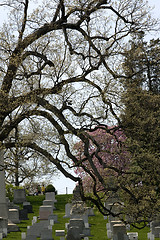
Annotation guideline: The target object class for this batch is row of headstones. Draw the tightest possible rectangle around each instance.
[63,201,95,240]
[35,185,94,240]
[106,219,138,240]
[0,186,93,240]
[0,188,33,238]
[104,198,138,240]
[4,189,160,240]
[9,188,33,222]
[104,198,160,240]
[0,189,57,239]
[24,192,58,240]
[54,185,95,240]
[24,188,94,240]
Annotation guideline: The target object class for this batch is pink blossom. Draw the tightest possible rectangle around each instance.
[74,126,130,193]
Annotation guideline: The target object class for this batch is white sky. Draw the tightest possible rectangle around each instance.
[148,0,160,18]
[0,0,160,194]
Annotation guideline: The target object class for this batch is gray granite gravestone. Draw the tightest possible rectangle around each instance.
[43,200,56,210]
[23,201,33,213]
[0,151,8,236]
[70,201,88,224]
[39,205,53,220]
[127,232,138,240]
[55,230,65,236]
[63,203,72,218]
[26,220,53,239]
[150,217,160,237]
[40,227,53,240]
[45,192,57,203]
[13,189,26,204]
[86,207,95,217]
[8,209,20,224]
[66,226,84,240]
[19,208,29,220]
[68,218,85,234]
[112,224,129,240]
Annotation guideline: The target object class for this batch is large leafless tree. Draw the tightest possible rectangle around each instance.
[0,0,158,225]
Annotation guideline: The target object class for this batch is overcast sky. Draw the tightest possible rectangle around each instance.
[0,0,159,194]
[148,0,160,18]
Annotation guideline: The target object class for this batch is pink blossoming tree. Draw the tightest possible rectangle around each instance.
[74,126,130,195]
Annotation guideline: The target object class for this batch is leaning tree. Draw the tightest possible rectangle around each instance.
[0,0,158,225]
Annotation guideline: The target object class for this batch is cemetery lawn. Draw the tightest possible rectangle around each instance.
[5,194,158,240]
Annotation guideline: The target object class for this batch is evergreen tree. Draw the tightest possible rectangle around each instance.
[120,37,160,221]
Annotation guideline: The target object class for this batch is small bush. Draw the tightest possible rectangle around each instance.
[45,184,57,194]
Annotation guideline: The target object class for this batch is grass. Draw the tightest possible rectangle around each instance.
[5,194,159,239]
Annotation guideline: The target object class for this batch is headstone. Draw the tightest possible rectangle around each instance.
[107,229,112,239]
[55,230,65,236]
[0,232,2,239]
[21,232,26,239]
[23,202,33,213]
[86,207,95,217]
[150,219,160,237]
[0,151,8,225]
[67,217,91,237]
[43,200,55,210]
[7,199,19,210]
[26,223,41,238]
[8,209,20,224]
[39,206,53,220]
[19,209,28,220]
[26,235,37,240]
[23,201,30,206]
[48,214,58,223]
[65,223,69,229]
[13,189,26,204]
[106,222,111,230]
[147,232,155,240]
[110,220,122,231]
[7,219,19,233]
[45,192,57,203]
[127,232,138,240]
[83,223,91,236]
[40,228,53,240]
[70,201,88,224]
[26,220,53,240]
[0,218,8,237]
[66,226,84,240]
[49,219,54,226]
[68,219,85,233]
[112,224,129,240]
[63,203,72,218]
[32,216,37,224]
[154,226,160,238]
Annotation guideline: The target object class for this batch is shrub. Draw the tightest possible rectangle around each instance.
[45,184,57,194]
